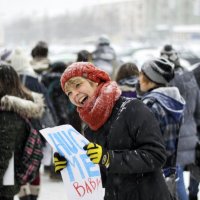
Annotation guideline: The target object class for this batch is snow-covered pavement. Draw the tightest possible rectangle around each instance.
[14,168,65,200]
[14,170,199,200]
[38,173,66,200]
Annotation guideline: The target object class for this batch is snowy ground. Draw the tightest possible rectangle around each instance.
[14,170,199,200]
[14,168,65,200]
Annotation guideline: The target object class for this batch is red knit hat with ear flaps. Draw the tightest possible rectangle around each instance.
[60,62,111,91]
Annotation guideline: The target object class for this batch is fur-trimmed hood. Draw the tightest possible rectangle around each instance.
[0,92,45,119]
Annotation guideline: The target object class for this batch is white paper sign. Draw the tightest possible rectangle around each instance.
[40,125,104,200]
[3,152,14,185]
[41,142,52,166]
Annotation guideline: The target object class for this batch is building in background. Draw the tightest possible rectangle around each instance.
[3,0,200,45]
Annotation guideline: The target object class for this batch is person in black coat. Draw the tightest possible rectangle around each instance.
[0,64,44,200]
[8,48,58,184]
[42,61,82,132]
[161,45,200,200]
[53,62,172,200]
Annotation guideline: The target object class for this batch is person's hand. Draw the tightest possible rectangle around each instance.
[53,152,68,173]
[83,143,110,167]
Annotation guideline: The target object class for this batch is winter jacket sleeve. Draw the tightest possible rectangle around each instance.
[108,100,167,174]
[194,85,200,139]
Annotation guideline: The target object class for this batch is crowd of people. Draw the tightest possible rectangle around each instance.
[0,37,200,200]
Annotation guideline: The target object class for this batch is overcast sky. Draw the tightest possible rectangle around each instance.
[0,0,123,23]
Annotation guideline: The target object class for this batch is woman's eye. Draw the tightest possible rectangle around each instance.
[76,83,81,88]
[66,91,72,96]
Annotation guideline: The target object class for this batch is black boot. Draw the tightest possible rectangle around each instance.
[19,196,31,200]
[189,194,198,200]
[29,195,38,200]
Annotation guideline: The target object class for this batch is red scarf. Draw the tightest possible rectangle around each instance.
[77,81,121,131]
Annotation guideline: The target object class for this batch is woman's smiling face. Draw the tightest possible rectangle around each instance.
[64,77,98,107]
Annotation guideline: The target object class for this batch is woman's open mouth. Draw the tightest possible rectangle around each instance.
[79,96,88,105]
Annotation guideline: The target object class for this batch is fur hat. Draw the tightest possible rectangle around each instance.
[141,58,175,84]
[60,62,111,91]
[9,48,36,76]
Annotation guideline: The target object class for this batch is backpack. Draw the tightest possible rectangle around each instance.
[16,118,43,185]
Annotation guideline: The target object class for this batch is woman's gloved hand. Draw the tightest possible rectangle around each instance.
[53,152,68,173]
[83,142,110,168]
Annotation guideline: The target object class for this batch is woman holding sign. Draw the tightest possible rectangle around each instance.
[54,62,172,200]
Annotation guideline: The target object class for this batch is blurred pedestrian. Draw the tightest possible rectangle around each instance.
[115,62,139,98]
[0,63,44,200]
[92,35,119,77]
[77,49,92,62]
[42,61,82,133]
[30,41,50,75]
[160,44,186,74]
[161,44,200,200]
[138,58,185,200]
[8,48,57,190]
[193,63,200,88]
[9,47,57,129]
[54,62,172,200]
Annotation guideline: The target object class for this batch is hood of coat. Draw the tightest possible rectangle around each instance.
[142,86,185,121]
[8,48,38,78]
[0,92,45,119]
[118,76,138,92]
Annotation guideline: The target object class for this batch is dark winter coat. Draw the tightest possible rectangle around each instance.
[170,71,200,166]
[0,93,44,198]
[20,74,57,130]
[42,71,82,132]
[193,63,200,89]
[84,97,171,200]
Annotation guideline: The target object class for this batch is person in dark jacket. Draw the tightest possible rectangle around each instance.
[193,63,200,89]
[172,70,200,200]
[53,62,172,200]
[115,62,139,98]
[92,35,119,77]
[42,61,82,132]
[30,41,50,74]
[0,64,44,200]
[8,48,56,198]
[160,45,200,200]
[77,49,92,63]
[138,58,185,200]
